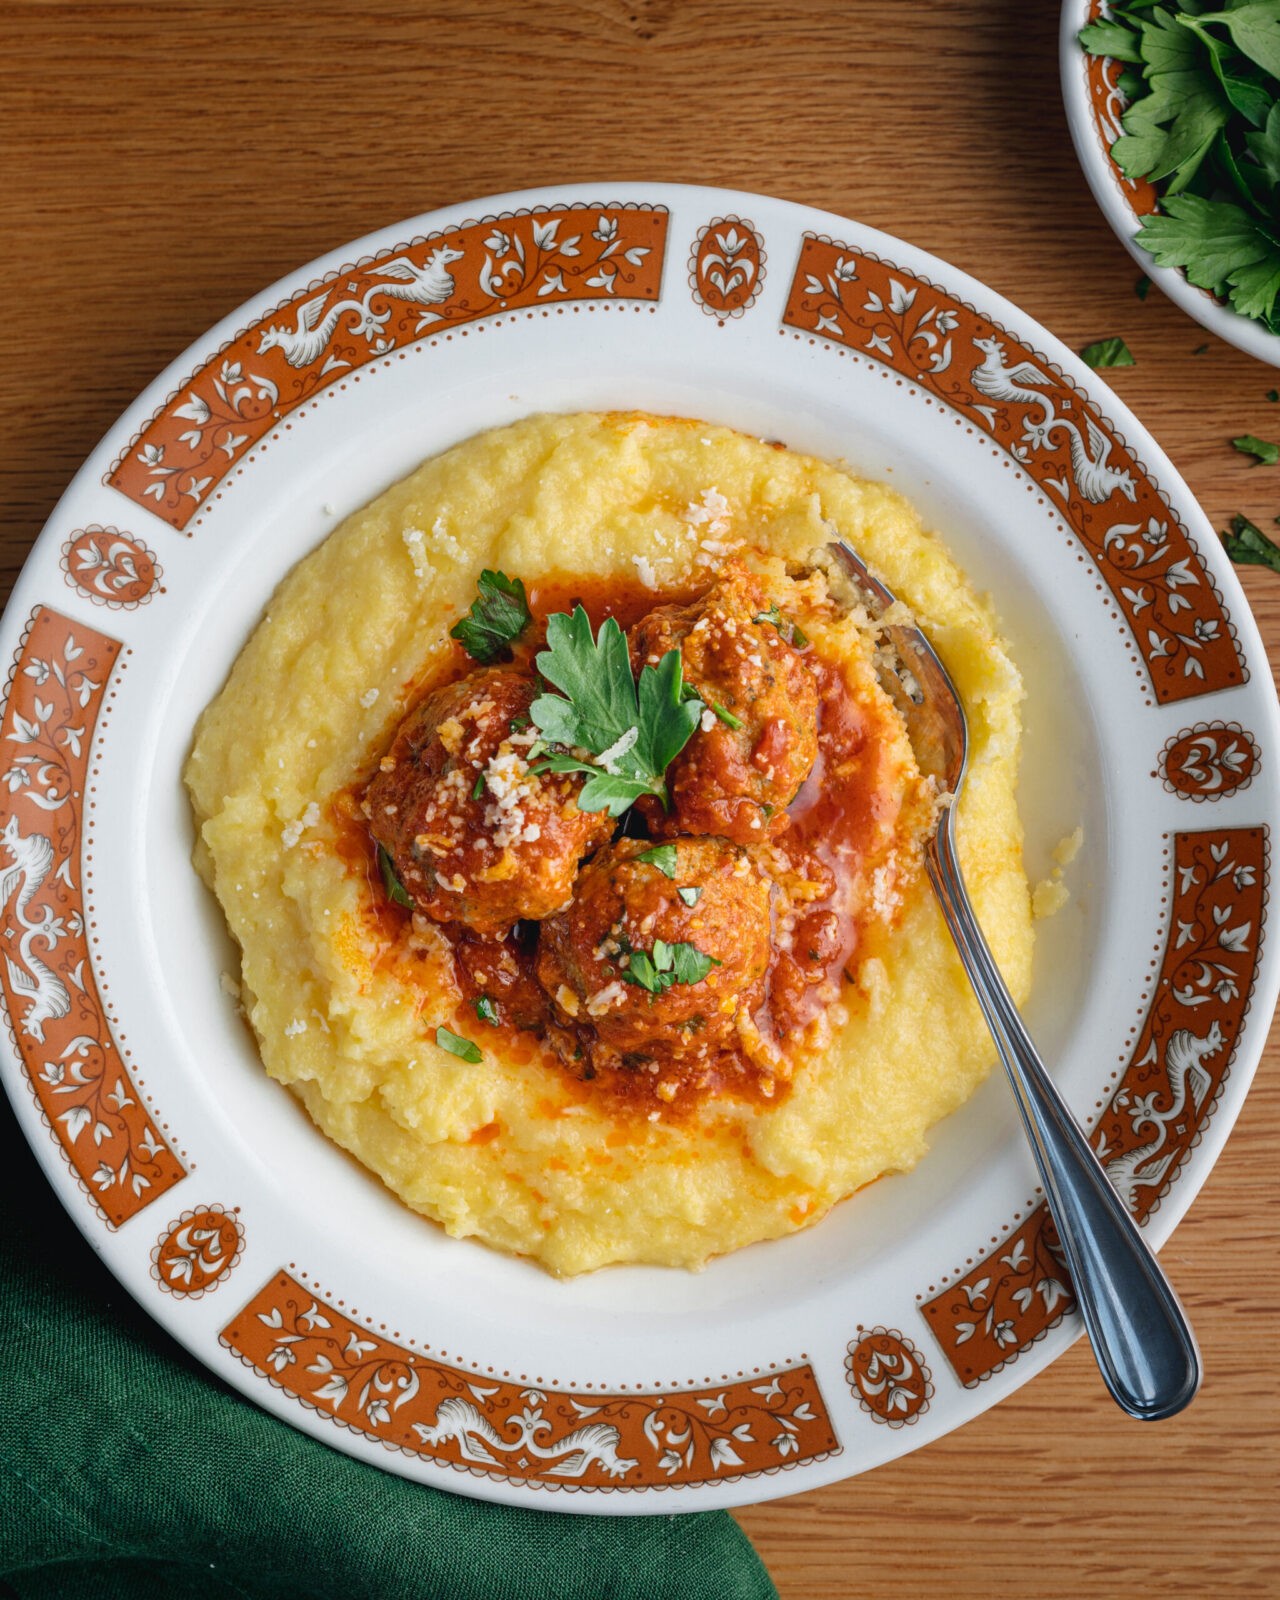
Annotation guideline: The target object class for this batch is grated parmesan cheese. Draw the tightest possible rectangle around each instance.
[482,747,542,847]
[402,525,428,578]
[585,981,627,1017]
[281,801,320,849]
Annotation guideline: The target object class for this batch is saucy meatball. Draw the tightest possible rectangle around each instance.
[628,561,818,844]
[536,836,771,1070]
[364,668,612,937]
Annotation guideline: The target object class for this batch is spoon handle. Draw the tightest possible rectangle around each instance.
[926,811,1202,1421]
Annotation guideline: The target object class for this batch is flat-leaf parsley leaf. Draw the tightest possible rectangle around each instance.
[377,843,414,908]
[1233,432,1280,463]
[1222,511,1280,570]
[530,607,703,817]
[622,939,721,994]
[450,570,531,663]
[1080,337,1137,368]
[636,844,679,878]
[435,1025,482,1063]
[753,602,809,648]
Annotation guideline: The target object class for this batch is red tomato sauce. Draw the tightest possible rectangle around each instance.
[330,571,914,1117]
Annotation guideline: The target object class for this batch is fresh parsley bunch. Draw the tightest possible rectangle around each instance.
[1080,2,1280,331]
[529,606,704,817]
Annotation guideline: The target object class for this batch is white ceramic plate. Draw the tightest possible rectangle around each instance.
[1060,0,1280,366]
[2,183,1276,1513]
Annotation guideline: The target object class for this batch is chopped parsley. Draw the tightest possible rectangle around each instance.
[529,606,703,817]
[1233,433,1280,464]
[622,939,721,994]
[1080,337,1136,369]
[435,1025,482,1063]
[677,885,702,907]
[753,602,809,648]
[377,843,414,908]
[707,699,743,731]
[1222,511,1280,570]
[1079,4,1280,332]
[471,771,487,800]
[449,570,531,663]
[475,996,499,1025]
[636,844,678,878]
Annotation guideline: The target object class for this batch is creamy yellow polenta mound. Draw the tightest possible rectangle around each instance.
[186,412,1033,1275]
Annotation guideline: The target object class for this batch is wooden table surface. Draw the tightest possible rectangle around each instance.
[5,3,1278,1595]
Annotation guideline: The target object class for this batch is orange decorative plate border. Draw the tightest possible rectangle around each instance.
[1,184,1277,1513]
[221,1270,837,1493]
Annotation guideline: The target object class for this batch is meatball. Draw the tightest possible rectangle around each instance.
[364,668,612,937]
[628,561,818,844]
[536,836,771,1069]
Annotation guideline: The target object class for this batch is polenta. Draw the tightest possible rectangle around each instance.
[186,412,1033,1275]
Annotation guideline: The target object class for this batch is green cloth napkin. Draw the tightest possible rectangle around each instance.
[0,1105,777,1600]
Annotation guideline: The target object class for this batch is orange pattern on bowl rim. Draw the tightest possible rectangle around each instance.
[106,205,668,533]
[782,237,1244,704]
[220,1269,838,1492]
[921,826,1267,1385]
[1082,0,1159,219]
[59,527,162,609]
[152,1205,245,1298]
[688,216,767,321]
[0,608,186,1225]
[1158,723,1260,802]
[845,1327,933,1428]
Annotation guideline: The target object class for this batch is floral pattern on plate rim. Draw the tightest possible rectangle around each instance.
[1158,723,1260,802]
[0,608,186,1224]
[59,527,163,609]
[688,216,766,321]
[106,204,668,533]
[920,826,1267,1385]
[1082,0,1159,218]
[782,236,1244,705]
[151,1204,245,1298]
[845,1327,933,1428]
[220,1270,838,1492]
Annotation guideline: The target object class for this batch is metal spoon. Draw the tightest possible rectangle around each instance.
[827,539,1201,1420]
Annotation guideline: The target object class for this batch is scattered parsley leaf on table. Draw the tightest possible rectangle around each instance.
[1136,273,1152,299]
[377,843,414,907]
[435,1026,482,1063]
[1222,512,1280,570]
[1080,337,1137,368]
[622,939,721,994]
[449,569,531,663]
[530,606,703,817]
[1233,433,1280,462]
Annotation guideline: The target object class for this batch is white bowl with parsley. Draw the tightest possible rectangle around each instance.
[1062,0,1280,366]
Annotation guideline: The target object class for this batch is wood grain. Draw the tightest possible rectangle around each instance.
[3,2,1277,1593]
